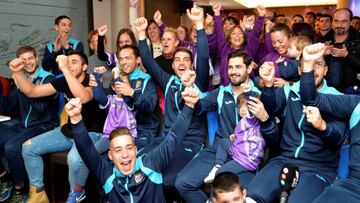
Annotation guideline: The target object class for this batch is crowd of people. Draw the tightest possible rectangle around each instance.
[0,1,360,203]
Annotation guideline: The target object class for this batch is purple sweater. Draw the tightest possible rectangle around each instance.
[259,51,291,78]
[230,116,265,171]
[213,15,264,85]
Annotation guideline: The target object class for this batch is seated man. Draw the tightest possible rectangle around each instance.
[246,44,346,203]
[10,51,105,203]
[299,43,360,203]
[66,86,199,202]
[42,15,84,75]
[0,46,58,202]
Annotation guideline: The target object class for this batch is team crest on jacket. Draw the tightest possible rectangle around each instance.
[134,172,144,184]
[135,80,142,90]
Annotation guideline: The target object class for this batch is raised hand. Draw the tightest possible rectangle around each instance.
[153,10,163,26]
[304,106,326,131]
[56,55,69,72]
[130,0,138,7]
[134,17,148,33]
[93,66,107,74]
[65,97,82,124]
[88,74,98,87]
[186,7,204,25]
[58,32,70,49]
[97,25,108,36]
[181,87,199,108]
[53,35,62,52]
[240,83,251,93]
[259,61,275,87]
[247,96,269,122]
[302,43,325,63]
[114,81,134,97]
[212,2,221,16]
[180,70,196,87]
[8,58,24,72]
[256,5,266,17]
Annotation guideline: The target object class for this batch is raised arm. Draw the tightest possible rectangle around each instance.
[129,0,139,41]
[10,58,57,98]
[56,55,93,103]
[259,61,287,115]
[187,7,210,91]
[135,17,171,89]
[144,87,198,170]
[68,98,111,186]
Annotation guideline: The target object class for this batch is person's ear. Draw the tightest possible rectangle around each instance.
[108,150,113,161]
[82,64,88,72]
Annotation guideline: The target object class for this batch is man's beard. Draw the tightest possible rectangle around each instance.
[334,27,346,35]
[230,74,246,86]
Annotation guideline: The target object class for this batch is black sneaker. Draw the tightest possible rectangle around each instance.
[0,181,12,202]
[10,189,28,203]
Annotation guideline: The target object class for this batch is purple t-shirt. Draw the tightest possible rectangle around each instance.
[229,116,265,171]
[100,95,137,138]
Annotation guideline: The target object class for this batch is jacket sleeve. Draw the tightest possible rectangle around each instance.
[144,105,194,171]
[317,118,346,147]
[139,39,171,90]
[278,60,300,80]
[194,88,219,116]
[207,32,218,59]
[92,81,109,106]
[72,120,112,186]
[194,28,210,92]
[261,86,287,116]
[260,117,281,147]
[123,78,157,113]
[97,36,110,63]
[27,75,58,112]
[42,45,61,72]
[300,71,358,119]
[214,15,231,79]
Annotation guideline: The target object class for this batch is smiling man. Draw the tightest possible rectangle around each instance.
[42,15,84,75]
[134,8,210,192]
[67,86,199,203]
[10,51,106,203]
[175,51,269,203]
[0,46,58,202]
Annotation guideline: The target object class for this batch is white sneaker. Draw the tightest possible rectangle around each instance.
[204,164,221,184]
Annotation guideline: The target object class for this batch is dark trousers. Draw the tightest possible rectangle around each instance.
[313,177,360,203]
[175,142,255,203]
[247,156,336,203]
[0,122,53,186]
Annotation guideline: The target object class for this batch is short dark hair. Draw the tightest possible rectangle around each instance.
[118,44,140,58]
[292,14,304,22]
[335,8,353,21]
[292,23,315,43]
[116,28,137,52]
[353,16,360,21]
[228,51,253,67]
[68,51,88,65]
[109,127,132,142]
[320,14,333,22]
[55,15,71,25]
[224,16,239,26]
[306,12,316,20]
[271,23,292,39]
[16,46,36,58]
[213,172,243,198]
[173,47,194,64]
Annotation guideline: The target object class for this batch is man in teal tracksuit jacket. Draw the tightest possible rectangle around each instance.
[247,46,346,203]
[298,43,360,203]
[68,86,199,203]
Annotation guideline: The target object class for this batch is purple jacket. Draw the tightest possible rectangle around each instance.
[230,116,265,171]
[259,51,291,78]
[213,15,264,85]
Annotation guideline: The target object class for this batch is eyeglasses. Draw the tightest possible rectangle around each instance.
[314,61,326,68]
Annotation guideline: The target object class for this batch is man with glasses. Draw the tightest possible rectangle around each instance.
[246,50,346,203]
